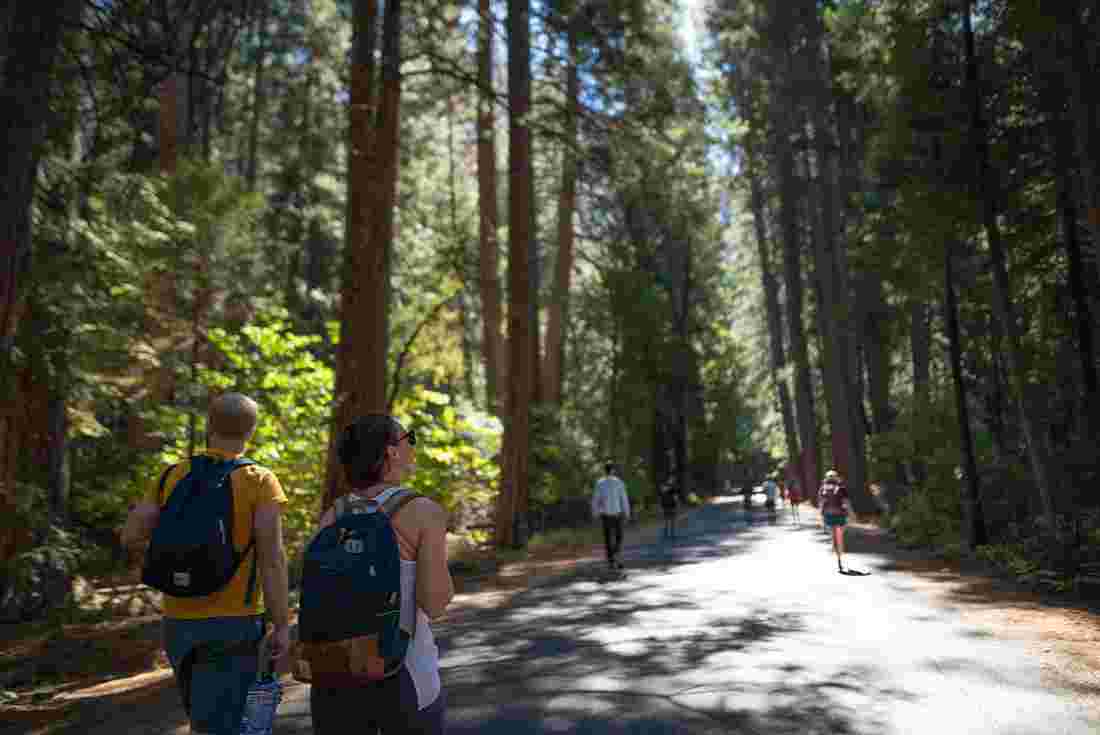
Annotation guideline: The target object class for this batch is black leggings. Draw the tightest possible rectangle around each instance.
[310,668,446,735]
[601,514,624,560]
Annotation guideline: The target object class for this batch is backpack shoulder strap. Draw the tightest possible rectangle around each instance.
[156,464,178,505]
[380,488,421,519]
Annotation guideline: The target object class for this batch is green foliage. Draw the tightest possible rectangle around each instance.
[198,312,333,549]
[134,312,503,556]
[392,386,501,516]
[889,487,961,549]
[867,389,965,502]
[975,542,1049,580]
[528,405,597,511]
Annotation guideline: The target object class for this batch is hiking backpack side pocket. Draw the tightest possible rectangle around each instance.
[142,456,256,597]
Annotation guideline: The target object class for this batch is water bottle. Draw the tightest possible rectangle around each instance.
[240,634,283,735]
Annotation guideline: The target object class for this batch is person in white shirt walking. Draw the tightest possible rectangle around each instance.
[592,462,631,569]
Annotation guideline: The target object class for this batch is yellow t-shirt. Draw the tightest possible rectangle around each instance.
[145,448,287,619]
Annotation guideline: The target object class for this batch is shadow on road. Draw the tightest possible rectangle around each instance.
[432,502,912,734]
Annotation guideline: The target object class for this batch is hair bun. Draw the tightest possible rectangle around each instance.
[336,423,359,464]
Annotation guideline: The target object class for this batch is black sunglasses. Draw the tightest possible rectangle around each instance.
[394,429,416,447]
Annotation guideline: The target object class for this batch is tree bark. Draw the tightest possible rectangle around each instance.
[477,0,505,415]
[831,94,870,507]
[805,131,849,488]
[0,0,82,562]
[987,309,1009,462]
[497,0,535,548]
[747,139,800,479]
[326,0,381,510]
[445,87,476,404]
[1051,102,1099,439]
[1063,1,1100,262]
[945,238,986,550]
[961,1,1057,532]
[910,299,931,484]
[46,393,69,523]
[0,0,81,362]
[542,24,579,407]
[245,0,270,192]
[776,133,819,499]
[862,274,894,436]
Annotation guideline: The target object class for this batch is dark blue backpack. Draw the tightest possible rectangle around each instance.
[296,488,420,684]
[142,456,257,598]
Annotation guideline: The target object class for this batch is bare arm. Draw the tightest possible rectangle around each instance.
[120,501,160,550]
[414,499,454,619]
[253,501,290,629]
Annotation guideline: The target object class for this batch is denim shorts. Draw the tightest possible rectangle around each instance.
[163,615,265,735]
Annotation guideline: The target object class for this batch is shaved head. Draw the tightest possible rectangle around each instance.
[208,392,259,441]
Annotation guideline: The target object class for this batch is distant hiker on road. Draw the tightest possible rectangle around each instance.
[818,469,850,572]
[763,476,779,514]
[785,478,803,524]
[660,479,679,539]
[301,414,453,735]
[592,462,631,569]
[120,392,290,735]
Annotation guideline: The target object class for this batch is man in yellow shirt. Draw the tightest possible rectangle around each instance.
[121,393,289,735]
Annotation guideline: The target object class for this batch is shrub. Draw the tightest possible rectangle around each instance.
[889,486,960,548]
[976,543,1039,576]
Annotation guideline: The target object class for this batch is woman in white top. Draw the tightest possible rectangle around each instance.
[310,414,454,735]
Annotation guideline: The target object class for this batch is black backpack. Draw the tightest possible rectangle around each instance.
[295,488,420,685]
[142,456,257,598]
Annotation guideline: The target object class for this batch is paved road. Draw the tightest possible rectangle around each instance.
[270,499,1096,734]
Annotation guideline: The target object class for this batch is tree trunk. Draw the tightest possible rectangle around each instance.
[0,0,81,362]
[245,0,270,192]
[747,140,800,479]
[945,238,987,550]
[805,132,849,488]
[0,0,82,562]
[776,135,819,499]
[961,1,1057,532]
[374,0,401,357]
[542,24,579,407]
[1064,1,1100,261]
[46,393,69,523]
[326,0,381,510]
[910,299,931,484]
[477,0,505,415]
[833,96,870,507]
[862,275,894,436]
[1052,105,1099,439]
[497,0,535,549]
[607,321,622,461]
[987,309,1009,462]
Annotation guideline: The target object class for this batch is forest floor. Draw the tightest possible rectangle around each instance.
[1,499,1098,733]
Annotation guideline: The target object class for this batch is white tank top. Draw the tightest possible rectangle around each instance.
[350,487,441,710]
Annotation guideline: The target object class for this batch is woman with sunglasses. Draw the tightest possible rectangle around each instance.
[309,414,454,734]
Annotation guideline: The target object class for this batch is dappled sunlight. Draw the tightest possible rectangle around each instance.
[425,502,1098,733]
